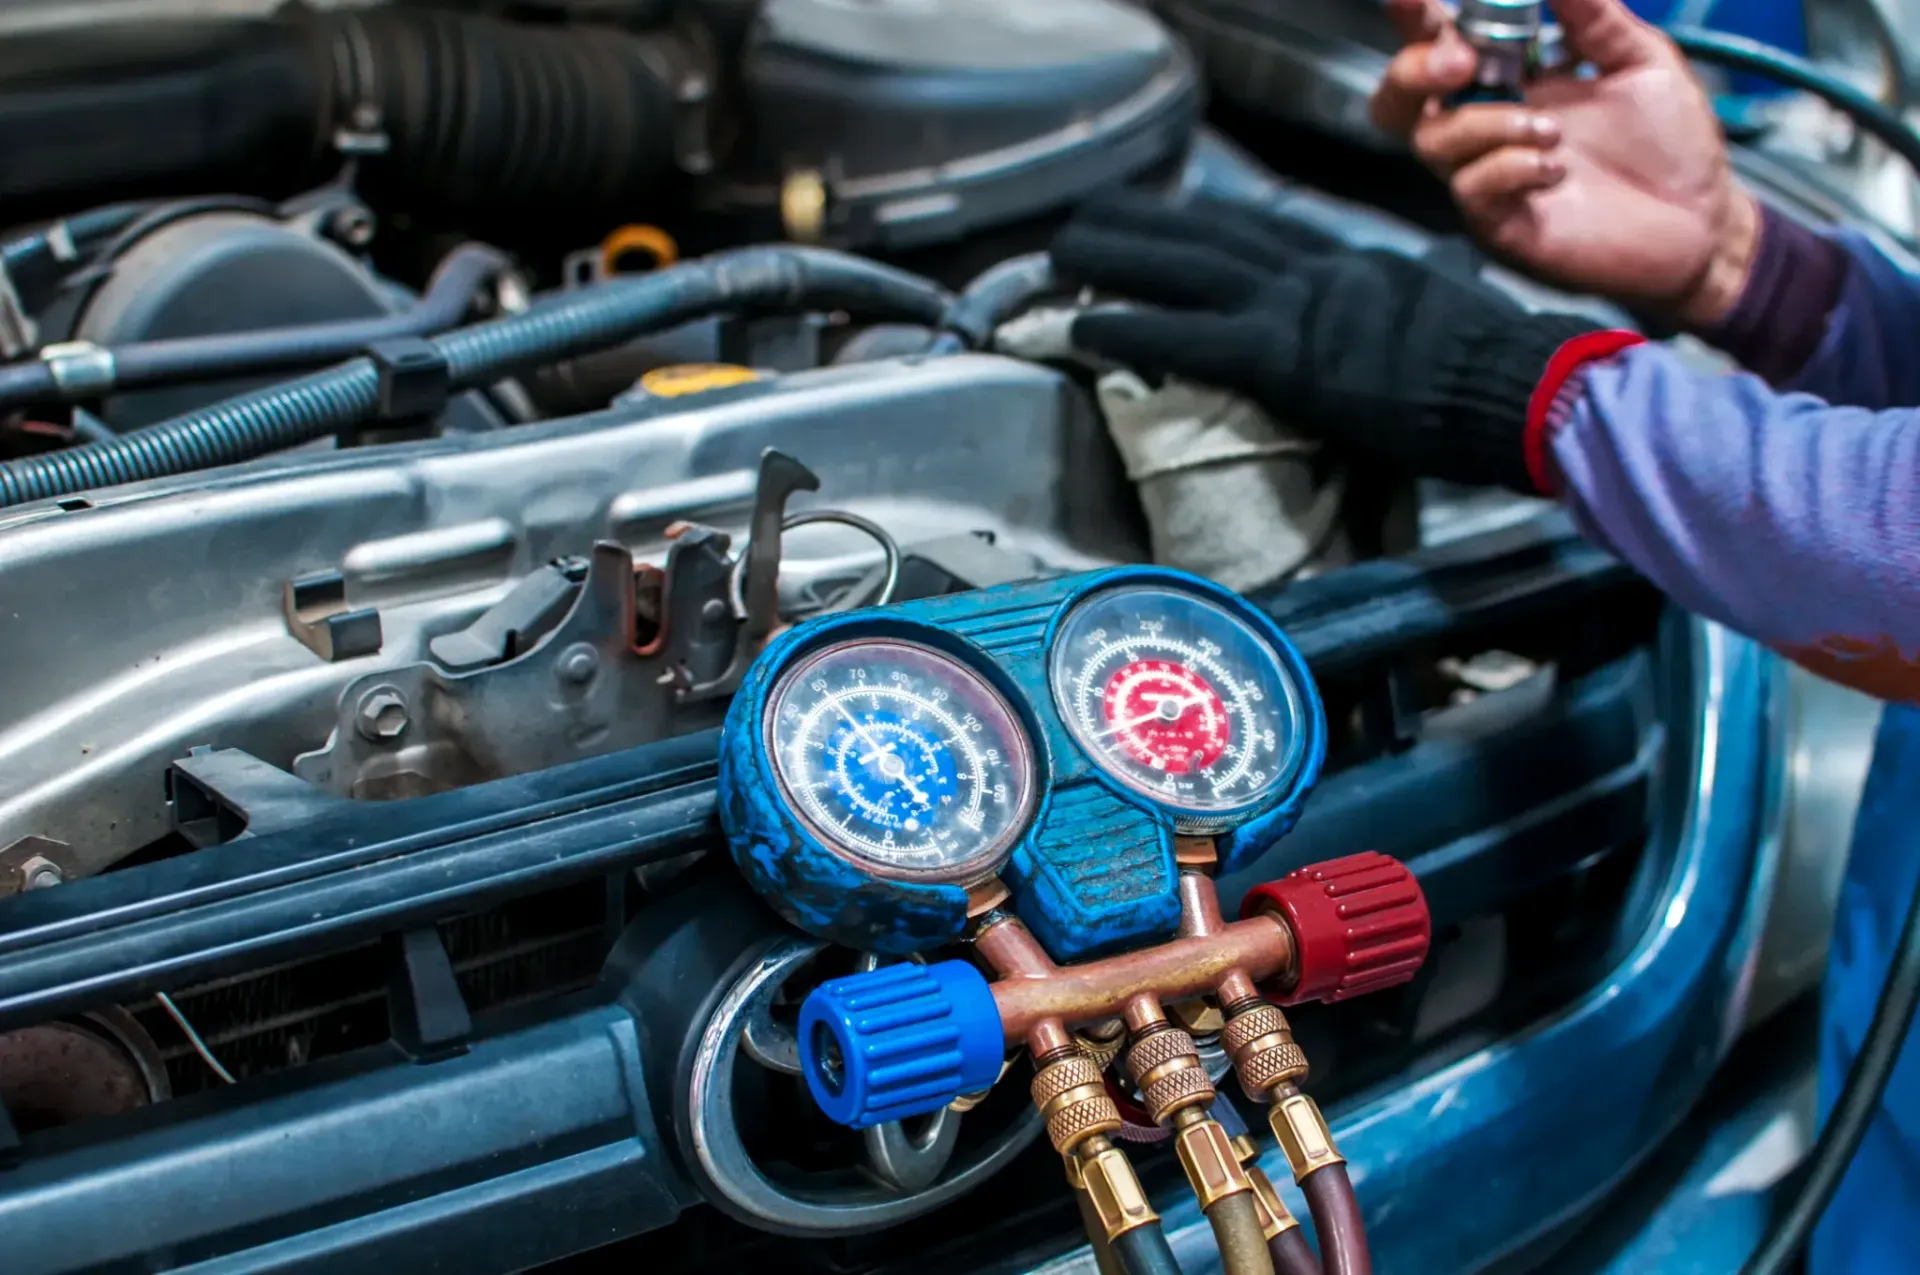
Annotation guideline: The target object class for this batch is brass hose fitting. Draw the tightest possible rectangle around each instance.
[1223,1003,1309,1101]
[1266,1084,1347,1185]
[1125,1025,1215,1124]
[1033,1053,1123,1156]
[1124,1023,1257,1212]
[1074,1134,1160,1242]
[1170,1105,1256,1211]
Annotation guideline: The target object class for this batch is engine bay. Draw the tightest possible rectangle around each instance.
[0,2,1867,1272]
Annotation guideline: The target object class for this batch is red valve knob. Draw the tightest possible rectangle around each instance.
[1240,852,1432,1005]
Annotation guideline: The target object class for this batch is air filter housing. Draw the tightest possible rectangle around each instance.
[727,0,1200,251]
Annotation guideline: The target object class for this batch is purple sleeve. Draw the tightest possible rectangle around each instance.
[1547,343,1920,701]
[1707,202,1920,407]
[1785,229,1920,408]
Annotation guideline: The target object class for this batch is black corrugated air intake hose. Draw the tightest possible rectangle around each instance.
[0,8,697,228]
[0,247,952,509]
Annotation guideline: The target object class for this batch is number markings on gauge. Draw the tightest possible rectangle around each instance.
[1049,586,1301,820]
[1072,635,1259,798]
[767,639,1034,879]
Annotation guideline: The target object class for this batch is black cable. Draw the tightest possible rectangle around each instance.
[1667,26,1920,179]
[1111,1219,1184,1275]
[1738,874,1920,1274]
[931,252,1059,353]
[0,246,951,507]
[0,243,512,413]
[0,202,152,314]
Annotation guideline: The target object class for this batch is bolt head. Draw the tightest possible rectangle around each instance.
[20,855,63,890]
[557,644,600,685]
[355,689,410,742]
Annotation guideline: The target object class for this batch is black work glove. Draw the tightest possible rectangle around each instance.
[1049,192,1604,494]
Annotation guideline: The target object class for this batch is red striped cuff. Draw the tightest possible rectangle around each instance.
[1523,330,1647,495]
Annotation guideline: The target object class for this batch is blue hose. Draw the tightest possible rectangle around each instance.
[0,246,952,509]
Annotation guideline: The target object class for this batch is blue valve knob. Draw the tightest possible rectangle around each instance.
[798,960,1005,1128]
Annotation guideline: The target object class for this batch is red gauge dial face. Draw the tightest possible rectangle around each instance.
[1049,584,1311,829]
[1100,659,1231,774]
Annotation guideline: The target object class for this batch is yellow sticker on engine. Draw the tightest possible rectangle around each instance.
[638,364,762,398]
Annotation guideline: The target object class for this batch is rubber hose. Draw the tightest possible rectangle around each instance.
[1668,27,1920,179]
[1207,1190,1278,1275]
[0,247,950,508]
[1111,1220,1184,1275]
[1077,1189,1129,1275]
[1738,872,1920,1274]
[1270,1226,1323,1275]
[0,10,692,231]
[933,252,1059,352]
[0,244,510,412]
[311,6,689,225]
[1301,1166,1371,1275]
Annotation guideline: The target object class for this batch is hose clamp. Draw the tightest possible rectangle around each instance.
[40,342,116,398]
[329,15,390,158]
[632,26,717,175]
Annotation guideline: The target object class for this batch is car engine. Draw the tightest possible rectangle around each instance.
[0,2,1889,1274]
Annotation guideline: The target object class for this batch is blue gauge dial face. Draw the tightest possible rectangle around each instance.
[766,638,1038,881]
[1049,585,1308,831]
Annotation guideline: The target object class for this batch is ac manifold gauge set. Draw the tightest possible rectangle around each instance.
[718,565,1432,1274]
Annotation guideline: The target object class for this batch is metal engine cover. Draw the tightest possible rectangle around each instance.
[0,354,1141,879]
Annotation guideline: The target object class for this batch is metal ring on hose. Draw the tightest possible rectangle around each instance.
[727,509,904,621]
[685,937,1044,1235]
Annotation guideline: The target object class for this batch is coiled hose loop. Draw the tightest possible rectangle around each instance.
[0,247,951,510]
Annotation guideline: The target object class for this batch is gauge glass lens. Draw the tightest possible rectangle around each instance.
[766,638,1037,881]
[1049,586,1306,818]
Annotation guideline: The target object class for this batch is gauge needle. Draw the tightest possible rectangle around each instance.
[1094,693,1206,739]
[833,705,930,803]
[833,699,888,754]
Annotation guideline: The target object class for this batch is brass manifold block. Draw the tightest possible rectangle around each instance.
[1123,1026,1215,1123]
[1223,1003,1309,1101]
[1032,1054,1122,1155]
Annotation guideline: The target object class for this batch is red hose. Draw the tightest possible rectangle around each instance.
[1302,1165,1371,1275]
[1269,1225,1324,1275]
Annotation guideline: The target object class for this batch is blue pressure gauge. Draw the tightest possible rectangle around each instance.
[766,638,1038,883]
[720,624,1044,955]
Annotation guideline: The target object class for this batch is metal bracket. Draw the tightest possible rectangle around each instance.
[283,570,384,663]
[386,926,472,1064]
[291,451,819,798]
[167,748,351,847]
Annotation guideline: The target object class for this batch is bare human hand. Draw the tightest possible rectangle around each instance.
[1372,0,1760,330]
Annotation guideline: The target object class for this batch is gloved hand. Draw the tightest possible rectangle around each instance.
[1049,192,1602,494]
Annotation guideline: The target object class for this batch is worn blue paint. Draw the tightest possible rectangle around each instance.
[1153,621,1783,1273]
[718,617,983,956]
[716,565,1327,959]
